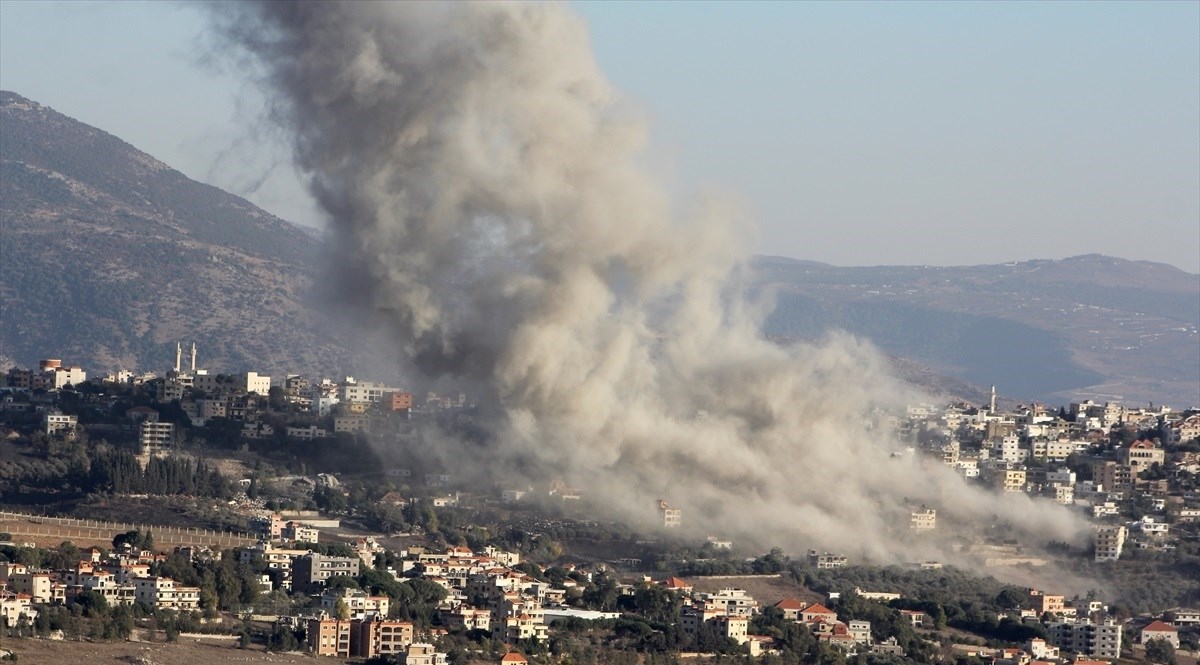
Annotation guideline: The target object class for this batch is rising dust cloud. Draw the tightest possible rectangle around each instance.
[207,2,1090,566]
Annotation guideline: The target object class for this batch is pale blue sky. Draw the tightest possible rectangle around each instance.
[2,1,1197,272]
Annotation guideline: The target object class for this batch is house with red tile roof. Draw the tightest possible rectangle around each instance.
[661,576,693,593]
[773,598,806,621]
[1140,620,1179,647]
[800,603,838,624]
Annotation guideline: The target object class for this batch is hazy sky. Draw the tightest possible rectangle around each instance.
[1,1,1197,272]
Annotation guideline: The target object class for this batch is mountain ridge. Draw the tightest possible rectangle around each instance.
[2,90,1196,407]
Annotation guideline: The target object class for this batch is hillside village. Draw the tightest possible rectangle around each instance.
[0,350,1197,664]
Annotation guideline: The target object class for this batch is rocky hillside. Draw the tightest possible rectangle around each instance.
[0,90,363,378]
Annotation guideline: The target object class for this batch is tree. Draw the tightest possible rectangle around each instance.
[335,598,350,621]
[1144,638,1177,664]
[993,589,1023,610]
[72,590,109,617]
[326,574,359,591]
[113,530,150,552]
[267,625,301,651]
[268,386,286,411]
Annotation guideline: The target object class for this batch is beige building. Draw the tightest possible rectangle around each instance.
[400,643,448,665]
[0,591,37,626]
[282,521,319,544]
[334,414,368,433]
[909,507,937,531]
[1120,440,1165,474]
[321,588,390,619]
[1140,620,1179,648]
[658,499,681,528]
[713,615,749,645]
[134,576,200,610]
[309,618,351,657]
[350,617,415,658]
[1094,525,1127,562]
[1027,589,1065,616]
[993,468,1027,493]
[8,571,53,603]
[504,613,550,642]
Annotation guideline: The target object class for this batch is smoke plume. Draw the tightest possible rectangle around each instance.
[208,2,1090,564]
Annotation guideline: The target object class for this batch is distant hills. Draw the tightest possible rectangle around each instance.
[754,255,1199,407]
[2,90,1197,407]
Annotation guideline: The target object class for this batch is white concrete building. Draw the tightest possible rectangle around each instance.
[134,576,201,610]
[342,381,397,404]
[44,412,77,436]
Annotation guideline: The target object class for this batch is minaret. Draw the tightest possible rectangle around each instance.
[190,343,197,371]
[174,342,182,373]
[989,385,997,414]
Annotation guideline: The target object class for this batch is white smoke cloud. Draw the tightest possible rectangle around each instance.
[207,1,1091,564]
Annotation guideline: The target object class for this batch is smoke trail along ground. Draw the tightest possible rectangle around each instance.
[206,2,1090,562]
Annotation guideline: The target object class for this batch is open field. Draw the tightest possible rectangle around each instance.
[0,511,255,550]
[2,636,316,665]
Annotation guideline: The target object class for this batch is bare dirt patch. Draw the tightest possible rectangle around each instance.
[4,637,318,665]
[686,575,825,607]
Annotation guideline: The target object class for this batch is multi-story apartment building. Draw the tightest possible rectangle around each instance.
[342,381,396,404]
[7,571,53,603]
[1094,525,1127,562]
[39,359,86,389]
[321,588,390,619]
[689,588,759,619]
[350,617,415,658]
[993,467,1027,493]
[0,592,38,625]
[1092,461,1133,495]
[1045,620,1122,661]
[134,576,200,610]
[293,553,360,592]
[1031,439,1075,462]
[308,617,352,657]
[334,415,368,433]
[139,421,175,457]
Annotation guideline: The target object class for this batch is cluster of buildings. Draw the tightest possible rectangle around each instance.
[248,536,574,658]
[900,388,1199,561]
[4,359,86,391]
[0,544,207,625]
[1,350,483,472]
[651,579,902,658]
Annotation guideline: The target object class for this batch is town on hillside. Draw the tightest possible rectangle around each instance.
[0,350,1197,664]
